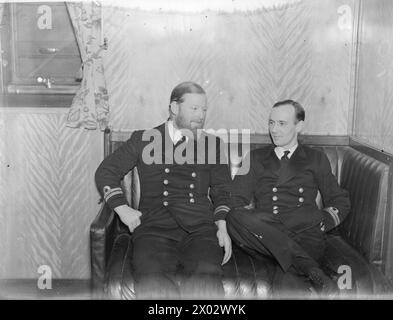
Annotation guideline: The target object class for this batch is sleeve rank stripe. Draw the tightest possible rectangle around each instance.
[214,205,230,215]
[325,207,340,226]
[104,190,124,201]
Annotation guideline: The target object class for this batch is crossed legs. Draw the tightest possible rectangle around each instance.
[226,208,335,296]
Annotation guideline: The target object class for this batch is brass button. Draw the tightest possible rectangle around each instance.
[272,187,278,192]
[189,193,194,197]
[273,206,278,210]
[165,168,170,173]
[299,187,304,193]
[163,179,169,185]
[273,209,279,214]
[163,191,168,196]
[191,172,197,178]
[272,195,278,201]
[163,201,169,206]
[299,197,304,203]
[190,184,195,189]
[190,198,195,203]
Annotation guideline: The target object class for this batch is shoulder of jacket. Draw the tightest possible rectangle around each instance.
[126,129,144,143]
[301,144,326,158]
[130,125,164,142]
[251,145,273,158]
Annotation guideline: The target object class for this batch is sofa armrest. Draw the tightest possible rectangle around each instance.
[105,233,136,300]
[339,147,390,270]
[90,203,118,295]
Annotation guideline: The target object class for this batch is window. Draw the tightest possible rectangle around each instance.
[1,2,82,107]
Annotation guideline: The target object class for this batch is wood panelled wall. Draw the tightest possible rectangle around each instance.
[0,108,102,279]
[354,0,393,154]
[103,0,356,134]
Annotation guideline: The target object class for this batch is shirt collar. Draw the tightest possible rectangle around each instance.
[274,143,298,160]
[167,120,188,144]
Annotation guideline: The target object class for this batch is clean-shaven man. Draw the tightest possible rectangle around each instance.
[227,100,350,296]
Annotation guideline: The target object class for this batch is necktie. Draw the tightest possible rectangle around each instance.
[174,135,186,148]
[279,150,290,171]
[281,150,290,161]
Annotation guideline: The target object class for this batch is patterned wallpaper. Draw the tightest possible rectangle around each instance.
[354,0,393,154]
[0,109,102,279]
[103,0,356,135]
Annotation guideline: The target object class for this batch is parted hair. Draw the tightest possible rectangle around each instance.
[169,82,206,104]
[273,99,305,122]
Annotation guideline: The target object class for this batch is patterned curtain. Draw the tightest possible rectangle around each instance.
[66,1,109,130]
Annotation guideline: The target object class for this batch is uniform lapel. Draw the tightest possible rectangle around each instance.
[156,122,173,164]
[262,146,281,178]
[276,144,308,186]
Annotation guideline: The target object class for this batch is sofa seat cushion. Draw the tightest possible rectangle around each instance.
[104,233,276,299]
[103,232,392,299]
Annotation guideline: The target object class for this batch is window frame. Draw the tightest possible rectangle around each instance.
[1,2,81,108]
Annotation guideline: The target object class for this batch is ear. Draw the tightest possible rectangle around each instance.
[295,120,304,133]
[170,101,179,115]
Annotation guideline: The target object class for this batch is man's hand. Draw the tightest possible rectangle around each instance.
[114,205,142,233]
[215,220,232,265]
[243,203,255,210]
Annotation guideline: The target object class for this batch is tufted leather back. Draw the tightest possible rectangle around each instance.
[111,138,391,277]
[339,148,389,266]
[316,147,389,269]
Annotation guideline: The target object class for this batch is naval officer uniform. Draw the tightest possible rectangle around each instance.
[227,143,350,293]
[95,121,232,298]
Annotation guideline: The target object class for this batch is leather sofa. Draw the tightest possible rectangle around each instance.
[90,132,393,299]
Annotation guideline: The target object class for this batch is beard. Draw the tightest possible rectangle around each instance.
[175,116,204,139]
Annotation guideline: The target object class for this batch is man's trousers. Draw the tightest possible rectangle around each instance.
[132,225,224,299]
[226,208,327,296]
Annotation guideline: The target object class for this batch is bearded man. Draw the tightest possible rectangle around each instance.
[95,82,232,299]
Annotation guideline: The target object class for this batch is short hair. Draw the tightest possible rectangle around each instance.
[169,82,206,104]
[272,99,305,122]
